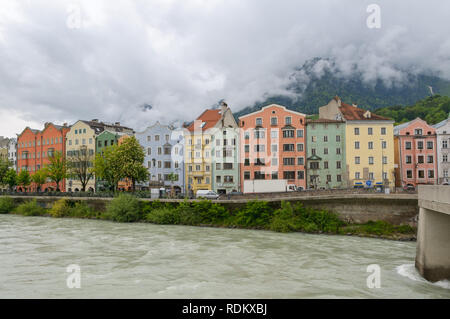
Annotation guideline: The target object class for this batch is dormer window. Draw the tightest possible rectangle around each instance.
[363,111,371,118]
[415,129,423,135]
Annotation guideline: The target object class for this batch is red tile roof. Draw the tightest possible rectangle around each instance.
[339,102,391,121]
[187,109,222,132]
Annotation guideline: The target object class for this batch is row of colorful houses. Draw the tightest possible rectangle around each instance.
[2,96,450,194]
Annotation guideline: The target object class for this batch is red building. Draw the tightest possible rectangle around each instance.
[238,104,307,192]
[17,123,70,192]
[394,118,438,187]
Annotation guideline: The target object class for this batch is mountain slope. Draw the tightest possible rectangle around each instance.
[234,58,450,119]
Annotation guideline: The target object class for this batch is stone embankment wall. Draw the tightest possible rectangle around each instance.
[8,193,419,226]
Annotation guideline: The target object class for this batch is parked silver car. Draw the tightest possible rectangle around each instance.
[196,190,220,199]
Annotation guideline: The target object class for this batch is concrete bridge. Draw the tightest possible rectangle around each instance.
[416,185,450,282]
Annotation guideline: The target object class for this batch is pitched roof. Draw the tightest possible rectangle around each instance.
[307,119,344,124]
[81,120,134,134]
[433,116,450,129]
[339,103,391,121]
[187,109,222,132]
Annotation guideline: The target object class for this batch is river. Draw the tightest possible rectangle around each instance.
[0,214,449,298]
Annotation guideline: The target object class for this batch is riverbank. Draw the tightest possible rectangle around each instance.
[0,195,417,241]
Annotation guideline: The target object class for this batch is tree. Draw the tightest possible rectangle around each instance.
[94,144,123,192]
[116,136,148,191]
[167,172,178,198]
[46,151,67,192]
[0,157,11,186]
[67,146,94,192]
[17,170,31,192]
[4,169,17,191]
[32,169,48,192]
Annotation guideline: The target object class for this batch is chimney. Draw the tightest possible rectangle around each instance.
[352,103,358,108]
[115,122,121,126]
[92,119,99,123]
[63,123,68,127]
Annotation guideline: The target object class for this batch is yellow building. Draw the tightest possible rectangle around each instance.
[319,97,395,188]
[66,120,134,192]
[184,109,221,195]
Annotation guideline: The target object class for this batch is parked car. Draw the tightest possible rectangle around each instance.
[403,184,415,192]
[196,190,220,199]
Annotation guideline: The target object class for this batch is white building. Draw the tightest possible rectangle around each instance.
[136,122,185,193]
[8,138,17,171]
[433,115,450,184]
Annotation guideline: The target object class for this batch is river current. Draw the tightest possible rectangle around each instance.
[0,214,449,298]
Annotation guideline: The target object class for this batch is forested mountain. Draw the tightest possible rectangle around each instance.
[233,58,450,119]
[374,95,450,125]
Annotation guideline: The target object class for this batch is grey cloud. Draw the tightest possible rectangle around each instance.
[0,0,449,136]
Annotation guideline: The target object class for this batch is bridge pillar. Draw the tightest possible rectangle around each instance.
[415,186,450,282]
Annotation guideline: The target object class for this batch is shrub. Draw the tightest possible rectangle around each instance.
[105,193,142,222]
[235,200,273,227]
[175,200,202,225]
[146,207,180,224]
[49,199,71,218]
[0,197,15,214]
[14,199,46,216]
[270,201,298,232]
[71,202,99,219]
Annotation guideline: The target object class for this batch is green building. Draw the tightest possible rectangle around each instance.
[306,119,348,189]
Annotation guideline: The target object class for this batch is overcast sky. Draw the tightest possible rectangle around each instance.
[0,0,449,137]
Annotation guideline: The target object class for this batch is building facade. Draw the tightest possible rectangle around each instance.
[66,120,133,192]
[306,119,347,189]
[433,115,450,185]
[320,97,395,188]
[0,137,8,162]
[238,104,307,192]
[136,122,185,193]
[8,138,17,171]
[185,103,239,195]
[394,118,438,187]
[95,130,125,191]
[17,123,70,192]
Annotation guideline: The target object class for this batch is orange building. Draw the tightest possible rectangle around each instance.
[238,104,307,191]
[17,123,70,192]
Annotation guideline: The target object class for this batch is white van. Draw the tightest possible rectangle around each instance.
[196,190,220,199]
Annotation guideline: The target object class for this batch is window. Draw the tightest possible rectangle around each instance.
[427,155,434,163]
[147,136,151,142]
[311,136,316,142]
[406,155,412,164]
[417,141,424,150]
[368,128,373,135]
[164,146,171,155]
[223,163,233,170]
[255,158,265,166]
[271,117,278,125]
[271,158,278,166]
[324,148,328,155]
[271,144,278,152]
[310,162,319,169]
[282,130,294,138]
[443,155,448,162]
[327,175,332,182]
[355,172,360,179]
[216,176,221,183]
[297,130,304,138]
[244,171,250,180]
[336,161,341,169]
[428,170,434,178]
[443,140,448,149]
[418,156,424,164]
[323,136,328,142]
[336,148,341,155]
[254,171,265,179]
[272,171,278,180]
[354,128,360,135]
[337,175,342,182]
[158,147,162,155]
[244,158,250,166]
[336,135,341,142]
[382,141,387,149]
[244,132,250,140]
[256,118,263,126]
[405,141,411,150]
[164,161,171,169]
[271,130,278,139]
[297,157,304,165]
[355,157,360,164]
[418,170,425,178]
[407,170,413,178]
[369,172,374,180]
[245,145,250,153]
[297,171,304,180]
[165,134,169,142]
[324,161,329,169]
[297,143,304,152]
[283,171,295,179]
[369,157,374,165]
[368,141,373,149]
[285,117,292,125]
[427,141,433,149]
[255,145,265,152]
[158,161,162,168]
[283,144,294,152]
[283,158,295,165]
[155,135,160,141]
[381,127,386,135]
[415,129,423,135]
[254,130,265,139]
[355,141,360,149]
[311,148,316,155]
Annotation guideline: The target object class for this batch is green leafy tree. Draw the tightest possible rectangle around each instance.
[116,136,148,191]
[46,151,67,192]
[94,144,123,192]
[32,169,48,192]
[4,169,17,191]
[167,172,179,198]
[17,170,31,192]
[0,157,12,186]
[67,146,94,192]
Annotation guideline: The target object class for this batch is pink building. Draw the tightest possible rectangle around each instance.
[238,104,307,191]
[394,118,438,187]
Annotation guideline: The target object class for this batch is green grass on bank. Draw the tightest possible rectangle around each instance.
[0,195,416,238]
